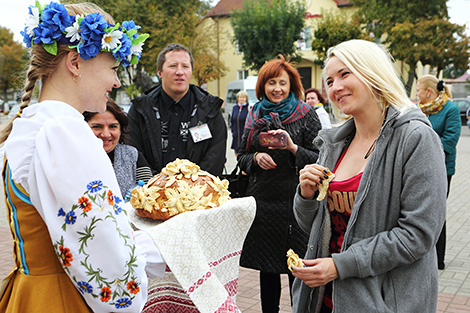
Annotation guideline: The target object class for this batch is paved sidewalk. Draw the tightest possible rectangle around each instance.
[0,125,468,312]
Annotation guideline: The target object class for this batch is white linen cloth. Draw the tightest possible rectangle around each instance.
[131,197,256,313]
[4,100,165,312]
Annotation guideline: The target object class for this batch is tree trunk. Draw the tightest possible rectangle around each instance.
[405,65,416,97]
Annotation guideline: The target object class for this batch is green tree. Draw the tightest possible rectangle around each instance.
[311,9,364,65]
[387,18,470,92]
[352,0,448,39]
[352,0,470,95]
[0,27,28,103]
[231,0,306,71]
[415,18,470,78]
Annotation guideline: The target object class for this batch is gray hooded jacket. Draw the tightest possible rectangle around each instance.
[292,105,447,313]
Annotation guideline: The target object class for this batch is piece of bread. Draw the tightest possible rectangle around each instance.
[317,169,335,201]
[130,159,230,220]
[286,249,303,271]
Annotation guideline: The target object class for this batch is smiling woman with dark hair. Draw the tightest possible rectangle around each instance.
[84,99,153,198]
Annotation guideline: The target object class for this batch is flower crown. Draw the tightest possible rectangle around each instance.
[21,1,149,67]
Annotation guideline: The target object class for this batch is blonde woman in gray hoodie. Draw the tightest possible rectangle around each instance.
[291,40,446,313]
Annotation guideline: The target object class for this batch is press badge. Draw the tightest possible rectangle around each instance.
[189,123,212,143]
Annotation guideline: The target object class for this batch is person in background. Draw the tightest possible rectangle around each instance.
[416,75,461,270]
[128,43,226,176]
[466,106,470,130]
[230,90,250,156]
[291,39,446,313]
[304,87,332,129]
[83,99,153,199]
[237,54,321,313]
[0,2,165,312]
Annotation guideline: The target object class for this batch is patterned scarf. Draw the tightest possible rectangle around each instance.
[418,92,449,116]
[244,92,310,152]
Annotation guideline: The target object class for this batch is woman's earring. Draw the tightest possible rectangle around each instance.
[426,94,429,98]
[72,73,81,83]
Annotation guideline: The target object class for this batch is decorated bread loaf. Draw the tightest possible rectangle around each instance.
[130,159,230,220]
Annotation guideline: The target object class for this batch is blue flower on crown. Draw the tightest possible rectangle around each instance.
[21,1,149,66]
[21,26,33,47]
[80,13,107,42]
[78,38,101,61]
[77,13,110,60]
[41,2,71,33]
[122,21,140,39]
[113,35,132,66]
[32,23,62,45]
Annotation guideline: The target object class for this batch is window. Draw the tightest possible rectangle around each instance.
[226,89,241,104]
[298,27,311,51]
[237,70,249,80]
[235,41,242,54]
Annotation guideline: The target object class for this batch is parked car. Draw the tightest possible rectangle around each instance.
[7,103,20,118]
[119,102,132,113]
[452,98,470,125]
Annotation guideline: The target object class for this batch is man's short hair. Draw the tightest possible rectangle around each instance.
[157,43,194,72]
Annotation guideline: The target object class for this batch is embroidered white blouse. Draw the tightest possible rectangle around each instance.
[4,100,165,312]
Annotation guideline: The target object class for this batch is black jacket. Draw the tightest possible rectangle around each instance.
[127,84,227,176]
[238,107,321,273]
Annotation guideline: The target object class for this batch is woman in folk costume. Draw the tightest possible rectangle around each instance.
[0,2,166,312]
[416,75,461,270]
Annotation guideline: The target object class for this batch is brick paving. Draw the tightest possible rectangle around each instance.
[0,122,469,312]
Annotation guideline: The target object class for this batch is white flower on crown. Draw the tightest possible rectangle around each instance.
[101,29,123,51]
[65,15,84,43]
[25,6,40,36]
[128,42,144,61]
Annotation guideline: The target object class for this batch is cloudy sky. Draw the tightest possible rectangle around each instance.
[1,0,469,43]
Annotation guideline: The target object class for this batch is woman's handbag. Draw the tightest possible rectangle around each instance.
[222,163,249,198]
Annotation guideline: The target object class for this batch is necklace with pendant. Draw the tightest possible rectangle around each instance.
[364,139,377,159]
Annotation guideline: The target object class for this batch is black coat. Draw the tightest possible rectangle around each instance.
[127,84,227,176]
[238,107,321,273]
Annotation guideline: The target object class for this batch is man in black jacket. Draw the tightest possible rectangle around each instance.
[127,43,227,176]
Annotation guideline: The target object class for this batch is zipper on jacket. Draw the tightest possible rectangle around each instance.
[237,106,242,148]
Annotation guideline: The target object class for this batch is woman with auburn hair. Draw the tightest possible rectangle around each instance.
[0,2,165,312]
[237,54,322,312]
[416,74,461,270]
[291,39,446,313]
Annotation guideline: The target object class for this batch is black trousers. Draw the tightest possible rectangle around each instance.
[260,271,295,313]
[436,175,452,269]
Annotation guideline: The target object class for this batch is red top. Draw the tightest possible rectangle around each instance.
[323,148,362,311]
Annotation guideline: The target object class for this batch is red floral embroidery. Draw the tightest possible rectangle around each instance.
[107,190,114,205]
[78,196,92,212]
[127,280,140,294]
[100,286,112,302]
[59,245,73,267]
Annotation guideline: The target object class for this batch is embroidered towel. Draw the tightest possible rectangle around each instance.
[130,197,256,313]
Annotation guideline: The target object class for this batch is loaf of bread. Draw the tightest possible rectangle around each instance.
[130,159,230,220]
